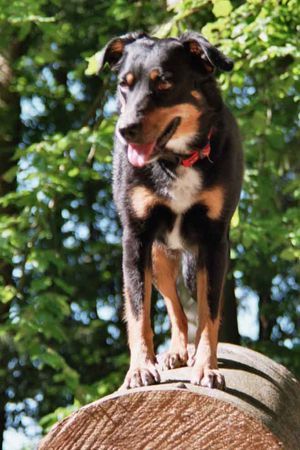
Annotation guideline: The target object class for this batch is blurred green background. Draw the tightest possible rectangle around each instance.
[0,0,299,447]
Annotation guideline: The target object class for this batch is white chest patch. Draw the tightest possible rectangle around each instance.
[165,167,202,250]
[169,166,202,213]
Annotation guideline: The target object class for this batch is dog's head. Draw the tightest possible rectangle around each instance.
[98,31,233,167]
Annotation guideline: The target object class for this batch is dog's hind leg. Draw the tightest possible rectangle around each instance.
[152,242,188,370]
[121,229,160,389]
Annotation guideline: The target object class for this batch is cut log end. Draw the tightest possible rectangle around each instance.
[39,344,300,450]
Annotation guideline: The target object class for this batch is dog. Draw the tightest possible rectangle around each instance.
[97,31,243,390]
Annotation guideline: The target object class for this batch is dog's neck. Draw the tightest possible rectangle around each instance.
[158,127,214,170]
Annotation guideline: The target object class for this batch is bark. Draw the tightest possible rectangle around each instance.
[259,290,276,341]
[0,395,5,450]
[0,42,22,200]
[0,39,26,450]
[0,40,24,314]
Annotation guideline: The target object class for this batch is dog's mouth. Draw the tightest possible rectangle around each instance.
[127,117,181,168]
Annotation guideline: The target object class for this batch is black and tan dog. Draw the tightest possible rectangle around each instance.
[98,31,243,390]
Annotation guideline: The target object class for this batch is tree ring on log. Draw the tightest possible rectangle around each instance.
[39,343,300,450]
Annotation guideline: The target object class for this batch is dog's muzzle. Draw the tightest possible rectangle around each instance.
[117,116,181,168]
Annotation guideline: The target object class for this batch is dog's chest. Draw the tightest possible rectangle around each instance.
[164,167,202,249]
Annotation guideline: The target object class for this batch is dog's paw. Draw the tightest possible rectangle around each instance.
[161,350,188,370]
[121,363,160,389]
[187,353,196,367]
[190,366,225,390]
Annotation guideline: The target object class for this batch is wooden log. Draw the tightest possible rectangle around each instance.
[39,343,300,450]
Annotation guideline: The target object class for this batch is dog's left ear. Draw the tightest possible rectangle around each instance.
[180,31,234,73]
[97,32,147,72]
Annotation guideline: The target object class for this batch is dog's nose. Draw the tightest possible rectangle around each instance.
[119,122,141,142]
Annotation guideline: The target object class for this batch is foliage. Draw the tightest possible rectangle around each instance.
[0,0,299,446]
[156,0,300,369]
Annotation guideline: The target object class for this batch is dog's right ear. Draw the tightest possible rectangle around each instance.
[97,32,147,72]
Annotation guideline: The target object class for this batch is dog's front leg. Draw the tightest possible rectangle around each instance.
[121,229,160,389]
[191,236,228,390]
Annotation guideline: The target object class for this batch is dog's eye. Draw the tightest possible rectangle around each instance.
[119,73,135,90]
[119,80,129,89]
[157,80,173,91]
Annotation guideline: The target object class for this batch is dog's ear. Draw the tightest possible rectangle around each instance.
[97,32,147,71]
[180,31,234,73]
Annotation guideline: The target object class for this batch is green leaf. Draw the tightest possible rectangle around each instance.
[68,167,80,177]
[85,52,102,75]
[2,166,18,182]
[0,285,17,303]
[231,208,240,228]
[280,248,298,261]
[212,0,232,18]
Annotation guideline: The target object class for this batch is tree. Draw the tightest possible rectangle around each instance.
[0,0,299,447]
[0,0,169,446]
[154,0,299,369]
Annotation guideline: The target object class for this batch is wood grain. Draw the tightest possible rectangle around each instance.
[39,344,300,450]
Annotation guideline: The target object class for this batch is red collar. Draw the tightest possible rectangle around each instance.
[181,128,213,167]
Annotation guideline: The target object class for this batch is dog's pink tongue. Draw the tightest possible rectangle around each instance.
[127,142,155,167]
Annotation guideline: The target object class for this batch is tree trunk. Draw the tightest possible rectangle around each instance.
[259,290,276,341]
[0,395,5,450]
[0,39,25,450]
[0,42,22,200]
[0,41,22,285]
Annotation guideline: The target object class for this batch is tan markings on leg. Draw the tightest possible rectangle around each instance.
[142,104,202,143]
[125,72,135,86]
[191,269,225,390]
[124,269,154,367]
[197,186,225,220]
[152,243,188,368]
[194,269,219,368]
[130,186,167,219]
